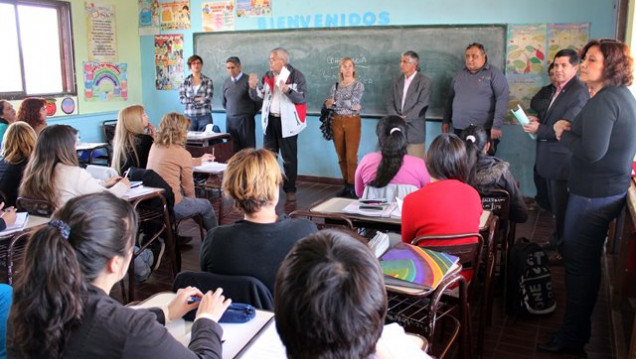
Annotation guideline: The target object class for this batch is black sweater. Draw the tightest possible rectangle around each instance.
[561,86,636,197]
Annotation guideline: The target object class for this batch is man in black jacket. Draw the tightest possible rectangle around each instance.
[523,49,589,252]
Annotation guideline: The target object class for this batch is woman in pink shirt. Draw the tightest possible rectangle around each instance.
[355,115,430,198]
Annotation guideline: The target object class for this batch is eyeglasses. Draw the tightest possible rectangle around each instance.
[268,57,279,63]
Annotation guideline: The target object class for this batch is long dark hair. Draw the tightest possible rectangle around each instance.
[460,125,489,184]
[369,115,408,188]
[10,192,138,358]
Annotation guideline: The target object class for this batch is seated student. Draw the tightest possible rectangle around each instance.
[7,192,231,359]
[0,122,37,206]
[17,97,47,135]
[18,125,155,280]
[147,112,217,230]
[355,115,430,199]
[200,148,317,293]
[275,230,431,359]
[0,100,17,147]
[402,133,482,245]
[111,104,156,175]
[401,134,482,283]
[461,125,528,223]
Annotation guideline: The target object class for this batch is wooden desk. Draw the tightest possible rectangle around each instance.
[76,142,110,165]
[0,214,50,284]
[310,197,492,231]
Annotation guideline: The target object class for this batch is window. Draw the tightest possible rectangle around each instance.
[0,0,75,99]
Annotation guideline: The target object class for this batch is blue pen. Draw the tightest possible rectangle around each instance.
[187,296,202,304]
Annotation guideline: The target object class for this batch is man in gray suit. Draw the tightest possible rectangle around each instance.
[387,50,432,158]
[523,49,589,252]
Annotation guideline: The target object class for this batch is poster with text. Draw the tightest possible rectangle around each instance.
[160,1,191,30]
[506,24,547,75]
[83,62,128,101]
[85,2,117,62]
[506,75,544,123]
[155,34,184,90]
[547,23,589,61]
[236,0,271,17]
[202,1,235,31]
[138,0,161,35]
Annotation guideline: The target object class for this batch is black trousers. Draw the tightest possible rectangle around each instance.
[547,179,569,248]
[227,114,256,153]
[264,115,298,193]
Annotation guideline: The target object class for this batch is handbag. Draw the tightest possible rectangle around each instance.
[319,82,338,141]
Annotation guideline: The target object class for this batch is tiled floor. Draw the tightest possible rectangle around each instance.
[118,180,615,359]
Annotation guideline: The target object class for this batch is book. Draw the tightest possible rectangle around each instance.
[510,104,537,140]
[380,242,460,291]
[368,231,390,258]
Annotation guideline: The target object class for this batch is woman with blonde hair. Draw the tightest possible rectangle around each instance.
[0,122,37,206]
[324,57,365,198]
[111,104,156,174]
[147,112,217,231]
[200,148,317,293]
[17,98,47,134]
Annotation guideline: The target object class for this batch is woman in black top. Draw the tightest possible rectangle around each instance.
[538,39,636,356]
[111,105,155,175]
[0,122,37,207]
[7,192,230,359]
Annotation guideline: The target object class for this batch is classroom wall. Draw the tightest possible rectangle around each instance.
[66,0,618,196]
[47,0,142,141]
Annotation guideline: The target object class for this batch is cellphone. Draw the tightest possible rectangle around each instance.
[359,205,384,210]
[359,199,387,205]
[187,296,202,304]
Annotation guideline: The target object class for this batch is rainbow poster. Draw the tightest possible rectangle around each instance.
[83,62,128,101]
[380,243,459,290]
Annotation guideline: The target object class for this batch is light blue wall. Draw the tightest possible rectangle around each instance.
[75,0,618,196]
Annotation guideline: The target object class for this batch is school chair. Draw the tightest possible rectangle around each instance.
[16,197,55,217]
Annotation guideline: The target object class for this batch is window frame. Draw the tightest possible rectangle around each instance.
[0,0,76,100]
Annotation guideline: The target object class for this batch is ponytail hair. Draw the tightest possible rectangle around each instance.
[10,192,138,358]
[460,125,488,184]
[370,115,408,188]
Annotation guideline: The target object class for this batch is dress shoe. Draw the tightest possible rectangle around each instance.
[537,336,586,357]
[286,192,297,202]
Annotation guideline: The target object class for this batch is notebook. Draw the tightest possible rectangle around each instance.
[380,242,460,291]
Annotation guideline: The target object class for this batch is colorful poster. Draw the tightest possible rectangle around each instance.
[155,34,184,90]
[83,62,128,101]
[236,0,271,17]
[202,1,235,31]
[85,2,117,62]
[506,75,544,123]
[506,24,547,75]
[160,1,191,30]
[138,0,161,35]
[547,23,589,61]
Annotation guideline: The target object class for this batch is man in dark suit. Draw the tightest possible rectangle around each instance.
[523,49,589,251]
[387,50,432,159]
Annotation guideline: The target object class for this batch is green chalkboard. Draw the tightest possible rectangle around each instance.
[194,25,506,118]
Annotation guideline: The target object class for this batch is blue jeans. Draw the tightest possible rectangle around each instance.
[187,114,213,132]
[174,197,218,230]
[557,191,626,348]
[0,284,11,359]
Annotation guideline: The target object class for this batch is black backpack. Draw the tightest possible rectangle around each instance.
[506,239,556,316]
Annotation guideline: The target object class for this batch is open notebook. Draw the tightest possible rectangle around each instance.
[0,212,29,236]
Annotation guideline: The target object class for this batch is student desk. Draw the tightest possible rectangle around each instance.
[186,132,234,163]
[76,142,110,165]
[310,197,492,232]
[0,214,50,284]
[134,292,430,359]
